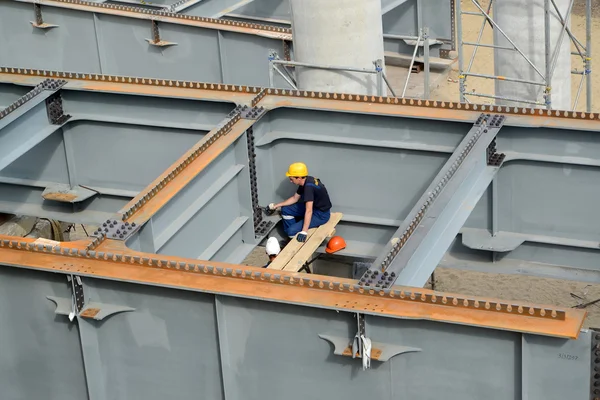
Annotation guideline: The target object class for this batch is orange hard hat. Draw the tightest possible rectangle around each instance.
[325,236,346,254]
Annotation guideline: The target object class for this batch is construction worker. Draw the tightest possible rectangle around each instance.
[263,237,280,267]
[266,162,332,242]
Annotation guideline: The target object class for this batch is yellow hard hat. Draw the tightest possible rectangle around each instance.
[285,162,308,177]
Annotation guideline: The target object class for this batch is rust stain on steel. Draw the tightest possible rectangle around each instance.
[0,236,587,338]
[1,68,599,130]
[24,0,292,40]
[0,244,586,339]
[42,192,78,202]
[119,119,254,223]
[80,308,100,318]
[259,94,600,131]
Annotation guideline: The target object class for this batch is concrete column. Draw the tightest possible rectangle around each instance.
[493,0,571,110]
[290,0,386,96]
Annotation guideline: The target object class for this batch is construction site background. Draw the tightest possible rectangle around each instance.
[2,0,600,327]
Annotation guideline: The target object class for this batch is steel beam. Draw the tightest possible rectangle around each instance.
[0,256,592,400]
[0,79,68,172]
[0,82,236,223]
[2,70,600,283]
[359,114,506,288]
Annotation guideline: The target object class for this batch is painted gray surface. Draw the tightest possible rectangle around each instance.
[0,88,234,223]
[78,278,224,400]
[0,267,88,400]
[230,0,453,44]
[252,106,600,281]
[0,265,592,400]
[146,134,256,263]
[2,83,600,280]
[0,0,288,87]
[0,0,451,87]
[0,2,102,72]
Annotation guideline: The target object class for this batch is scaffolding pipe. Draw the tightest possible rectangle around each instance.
[382,72,397,97]
[463,42,515,51]
[272,60,377,74]
[548,0,575,80]
[586,0,592,112]
[273,65,299,90]
[457,0,465,103]
[462,72,546,86]
[424,27,430,99]
[573,74,585,111]
[465,91,546,106]
[550,0,586,53]
[402,32,423,98]
[471,0,546,80]
[544,0,552,109]
[466,0,494,76]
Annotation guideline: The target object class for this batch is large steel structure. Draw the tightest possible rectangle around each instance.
[0,0,455,91]
[0,66,598,399]
[0,0,599,398]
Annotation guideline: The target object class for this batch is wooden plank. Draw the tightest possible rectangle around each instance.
[282,212,343,272]
[266,212,342,271]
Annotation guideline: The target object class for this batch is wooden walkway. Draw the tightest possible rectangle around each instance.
[266,212,343,272]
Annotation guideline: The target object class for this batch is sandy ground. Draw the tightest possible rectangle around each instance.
[242,0,600,329]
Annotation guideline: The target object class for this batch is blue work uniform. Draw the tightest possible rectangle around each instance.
[281,176,332,237]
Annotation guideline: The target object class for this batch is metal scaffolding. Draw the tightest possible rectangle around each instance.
[456,0,593,112]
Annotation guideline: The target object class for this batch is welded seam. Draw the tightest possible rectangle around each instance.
[1,67,598,121]
[0,238,569,322]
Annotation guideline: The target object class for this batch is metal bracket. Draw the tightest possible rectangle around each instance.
[145,20,177,48]
[41,183,98,203]
[282,40,291,61]
[486,138,506,166]
[47,297,135,321]
[240,105,267,120]
[30,4,59,29]
[91,218,141,241]
[319,328,421,364]
[45,91,71,125]
[47,274,135,321]
[591,329,600,399]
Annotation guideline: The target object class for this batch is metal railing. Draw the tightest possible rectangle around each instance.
[267,52,397,97]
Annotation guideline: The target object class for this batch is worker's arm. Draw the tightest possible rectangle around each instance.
[273,193,300,209]
[295,201,313,242]
[301,201,313,232]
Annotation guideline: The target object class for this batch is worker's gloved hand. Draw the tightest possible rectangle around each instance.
[296,231,307,242]
[264,203,276,216]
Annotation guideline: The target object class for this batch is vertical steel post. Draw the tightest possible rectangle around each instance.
[585,0,592,112]
[456,0,465,103]
[544,0,552,109]
[424,27,430,99]
[268,60,274,88]
[375,59,383,96]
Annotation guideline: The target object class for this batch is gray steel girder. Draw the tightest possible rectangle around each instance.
[0,86,236,223]
[0,0,452,89]
[360,114,506,288]
[2,80,600,282]
[0,265,594,400]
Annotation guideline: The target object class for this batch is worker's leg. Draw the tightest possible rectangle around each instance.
[311,209,331,228]
[281,203,306,237]
[282,206,331,237]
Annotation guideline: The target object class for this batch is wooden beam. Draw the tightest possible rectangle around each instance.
[267,212,342,272]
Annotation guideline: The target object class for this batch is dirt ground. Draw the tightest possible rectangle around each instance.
[244,1,600,329]
[433,0,600,113]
